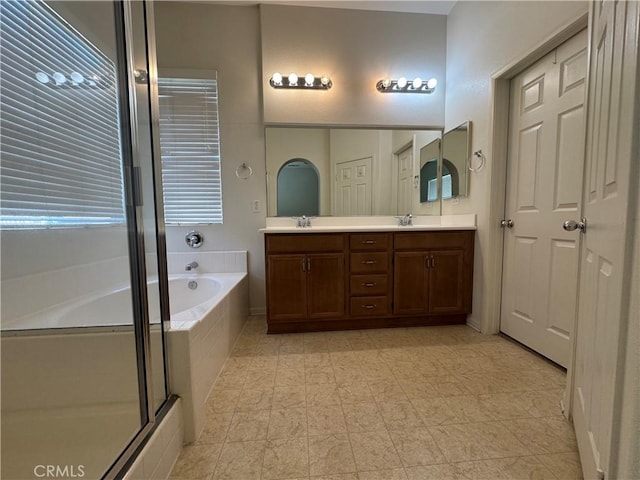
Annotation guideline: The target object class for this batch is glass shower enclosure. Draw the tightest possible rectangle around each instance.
[0,1,171,478]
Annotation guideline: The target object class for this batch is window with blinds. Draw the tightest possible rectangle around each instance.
[0,1,125,229]
[158,75,223,225]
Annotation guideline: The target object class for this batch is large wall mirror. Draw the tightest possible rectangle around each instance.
[266,127,443,217]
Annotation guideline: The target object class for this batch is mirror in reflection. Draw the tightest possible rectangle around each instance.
[419,139,440,203]
[266,127,443,217]
[441,121,471,199]
[276,159,320,216]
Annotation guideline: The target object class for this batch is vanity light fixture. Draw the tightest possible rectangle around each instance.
[377,76,437,93]
[269,72,332,90]
[35,71,104,89]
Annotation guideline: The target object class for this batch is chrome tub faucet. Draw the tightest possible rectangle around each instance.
[185,261,199,271]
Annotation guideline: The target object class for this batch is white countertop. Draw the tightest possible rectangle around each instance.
[259,214,476,233]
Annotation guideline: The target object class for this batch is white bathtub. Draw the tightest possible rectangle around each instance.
[2,269,249,456]
[1,273,243,332]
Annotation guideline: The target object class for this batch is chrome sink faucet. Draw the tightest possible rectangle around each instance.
[295,215,313,228]
[396,213,413,227]
[185,261,199,271]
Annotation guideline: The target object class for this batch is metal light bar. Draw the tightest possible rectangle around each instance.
[269,72,332,90]
[34,71,109,89]
[376,77,437,94]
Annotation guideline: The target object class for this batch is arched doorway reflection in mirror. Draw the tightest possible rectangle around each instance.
[276,158,320,217]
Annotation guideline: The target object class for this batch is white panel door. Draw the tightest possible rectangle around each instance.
[572,1,639,478]
[335,157,372,216]
[501,30,587,367]
[396,146,413,215]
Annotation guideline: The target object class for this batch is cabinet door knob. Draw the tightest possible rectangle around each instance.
[362,240,376,244]
[363,282,376,287]
[362,260,377,264]
[302,258,306,272]
[361,304,376,309]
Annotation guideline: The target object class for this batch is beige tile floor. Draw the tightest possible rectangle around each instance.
[170,316,583,480]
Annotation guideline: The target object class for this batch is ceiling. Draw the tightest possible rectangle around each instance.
[208,0,456,15]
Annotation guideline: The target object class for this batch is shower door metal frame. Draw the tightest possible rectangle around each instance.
[102,1,173,478]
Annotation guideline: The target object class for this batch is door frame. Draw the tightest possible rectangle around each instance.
[484,12,588,414]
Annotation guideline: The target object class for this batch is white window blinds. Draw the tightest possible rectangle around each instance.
[0,0,125,228]
[158,76,223,225]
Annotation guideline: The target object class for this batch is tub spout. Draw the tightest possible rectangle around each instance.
[185,261,199,271]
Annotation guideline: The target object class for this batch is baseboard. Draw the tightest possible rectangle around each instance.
[250,306,267,316]
[466,317,481,332]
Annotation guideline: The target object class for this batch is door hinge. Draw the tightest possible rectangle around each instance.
[596,469,605,480]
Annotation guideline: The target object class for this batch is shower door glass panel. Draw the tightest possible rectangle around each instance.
[0,1,167,478]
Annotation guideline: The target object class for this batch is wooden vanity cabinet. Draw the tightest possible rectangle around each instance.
[265,230,474,333]
[266,234,346,326]
[393,232,474,316]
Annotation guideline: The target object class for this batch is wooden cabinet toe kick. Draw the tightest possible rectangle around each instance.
[267,314,467,334]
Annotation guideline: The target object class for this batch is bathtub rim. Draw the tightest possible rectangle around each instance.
[1,272,247,337]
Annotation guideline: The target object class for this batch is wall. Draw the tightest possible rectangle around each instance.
[260,4,446,127]
[154,3,267,314]
[444,0,589,330]
[265,128,330,215]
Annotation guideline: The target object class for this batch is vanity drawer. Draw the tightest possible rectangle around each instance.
[266,233,345,253]
[394,231,473,250]
[350,274,389,296]
[350,296,389,317]
[350,233,390,251]
[350,252,389,273]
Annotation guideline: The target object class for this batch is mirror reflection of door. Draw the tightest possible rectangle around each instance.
[396,145,413,214]
[335,157,373,216]
[276,159,320,216]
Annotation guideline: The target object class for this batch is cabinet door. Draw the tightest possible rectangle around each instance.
[307,253,345,319]
[267,254,307,321]
[393,252,429,315]
[428,250,466,313]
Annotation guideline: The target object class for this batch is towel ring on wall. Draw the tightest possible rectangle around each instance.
[235,162,253,180]
[468,150,486,173]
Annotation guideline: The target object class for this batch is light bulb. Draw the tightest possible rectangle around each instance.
[305,73,314,86]
[320,75,330,86]
[271,72,282,85]
[52,72,66,85]
[288,73,298,85]
[381,79,391,88]
[35,72,50,84]
[397,77,407,89]
[70,72,84,85]
[412,77,423,89]
[427,78,438,89]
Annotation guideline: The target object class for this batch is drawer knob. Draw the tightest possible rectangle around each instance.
[361,304,376,309]
[362,282,376,287]
[362,240,376,244]
[362,260,377,264]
